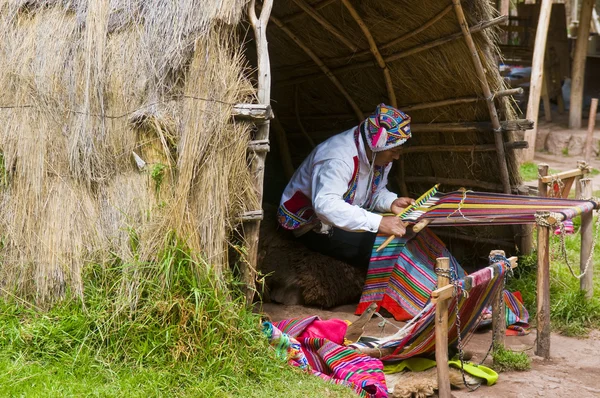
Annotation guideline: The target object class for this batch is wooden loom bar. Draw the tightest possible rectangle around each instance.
[452,0,510,194]
[540,168,588,183]
[536,164,550,358]
[279,15,508,87]
[244,0,274,304]
[579,178,594,299]
[271,15,364,122]
[341,0,397,107]
[290,0,358,52]
[434,257,452,398]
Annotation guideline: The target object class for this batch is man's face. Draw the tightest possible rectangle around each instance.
[374,146,402,166]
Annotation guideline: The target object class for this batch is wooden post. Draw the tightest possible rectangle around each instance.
[584,98,598,162]
[435,257,452,398]
[569,0,595,129]
[542,73,553,122]
[491,251,506,348]
[244,0,273,304]
[271,117,295,180]
[453,0,511,194]
[579,178,594,299]
[538,163,549,197]
[535,211,551,359]
[523,0,553,161]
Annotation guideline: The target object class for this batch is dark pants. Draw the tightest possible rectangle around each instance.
[297,228,377,270]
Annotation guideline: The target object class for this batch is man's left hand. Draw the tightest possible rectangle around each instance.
[391,197,415,215]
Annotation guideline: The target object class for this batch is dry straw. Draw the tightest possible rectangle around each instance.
[0,0,256,305]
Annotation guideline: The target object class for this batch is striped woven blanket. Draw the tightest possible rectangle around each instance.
[356,229,529,335]
[264,317,387,398]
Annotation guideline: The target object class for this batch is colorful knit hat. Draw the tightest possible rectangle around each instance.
[361,103,411,152]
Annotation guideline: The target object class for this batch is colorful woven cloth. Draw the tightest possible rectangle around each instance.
[352,260,508,361]
[400,190,597,225]
[356,229,529,336]
[264,317,388,398]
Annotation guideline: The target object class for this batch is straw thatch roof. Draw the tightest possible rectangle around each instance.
[0,0,257,303]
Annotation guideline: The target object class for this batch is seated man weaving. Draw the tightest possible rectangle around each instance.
[277,103,414,269]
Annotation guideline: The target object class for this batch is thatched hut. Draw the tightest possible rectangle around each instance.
[0,0,528,305]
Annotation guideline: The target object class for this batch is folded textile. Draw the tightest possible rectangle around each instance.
[264,317,388,398]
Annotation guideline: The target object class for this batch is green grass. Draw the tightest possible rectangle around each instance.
[0,237,354,398]
[492,345,531,372]
[519,162,560,182]
[509,219,600,336]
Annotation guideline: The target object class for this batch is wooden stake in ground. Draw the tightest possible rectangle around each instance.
[584,98,598,162]
[535,163,551,359]
[569,0,595,129]
[579,178,594,299]
[523,0,553,161]
[434,257,452,398]
[490,250,507,349]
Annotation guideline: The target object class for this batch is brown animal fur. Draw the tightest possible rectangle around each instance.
[258,204,366,308]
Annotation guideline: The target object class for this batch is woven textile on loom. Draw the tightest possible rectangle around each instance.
[355,229,529,333]
[400,191,597,226]
[351,250,510,361]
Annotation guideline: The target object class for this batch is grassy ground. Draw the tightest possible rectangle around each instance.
[508,216,600,337]
[0,244,354,398]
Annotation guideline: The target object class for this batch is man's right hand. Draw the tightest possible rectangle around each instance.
[378,216,407,237]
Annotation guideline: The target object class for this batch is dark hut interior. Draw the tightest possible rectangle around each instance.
[247,0,530,276]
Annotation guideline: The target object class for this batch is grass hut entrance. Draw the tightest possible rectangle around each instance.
[253,0,529,273]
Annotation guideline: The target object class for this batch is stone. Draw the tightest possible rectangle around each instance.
[567,134,585,156]
[535,129,551,151]
[545,130,572,155]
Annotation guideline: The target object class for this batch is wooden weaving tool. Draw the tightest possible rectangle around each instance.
[376,184,439,252]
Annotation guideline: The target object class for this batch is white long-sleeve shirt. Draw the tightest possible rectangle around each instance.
[278,128,398,233]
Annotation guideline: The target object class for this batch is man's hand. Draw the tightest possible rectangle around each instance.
[378,216,407,237]
[391,197,415,215]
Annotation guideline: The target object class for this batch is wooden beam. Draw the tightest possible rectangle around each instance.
[397,141,528,155]
[579,178,594,299]
[540,168,587,183]
[584,98,598,162]
[244,0,274,304]
[290,0,358,52]
[411,117,532,133]
[247,139,270,153]
[271,117,295,180]
[523,0,553,161]
[404,176,505,191]
[232,103,274,121]
[453,0,510,194]
[240,210,263,221]
[341,0,397,107]
[279,16,508,87]
[435,257,452,398]
[431,284,454,303]
[536,211,551,359]
[570,0,595,129]
[281,0,337,23]
[271,15,364,122]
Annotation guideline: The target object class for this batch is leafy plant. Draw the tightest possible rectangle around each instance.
[151,163,168,195]
[492,344,531,372]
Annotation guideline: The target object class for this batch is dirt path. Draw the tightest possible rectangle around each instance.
[260,303,600,398]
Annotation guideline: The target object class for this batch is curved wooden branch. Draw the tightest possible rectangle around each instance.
[279,15,508,87]
[341,0,396,107]
[290,0,358,52]
[452,0,510,194]
[271,15,364,122]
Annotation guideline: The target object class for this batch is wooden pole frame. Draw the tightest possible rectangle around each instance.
[523,0,553,161]
[579,178,594,299]
[569,0,595,129]
[244,0,274,304]
[452,0,511,194]
[434,257,452,398]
